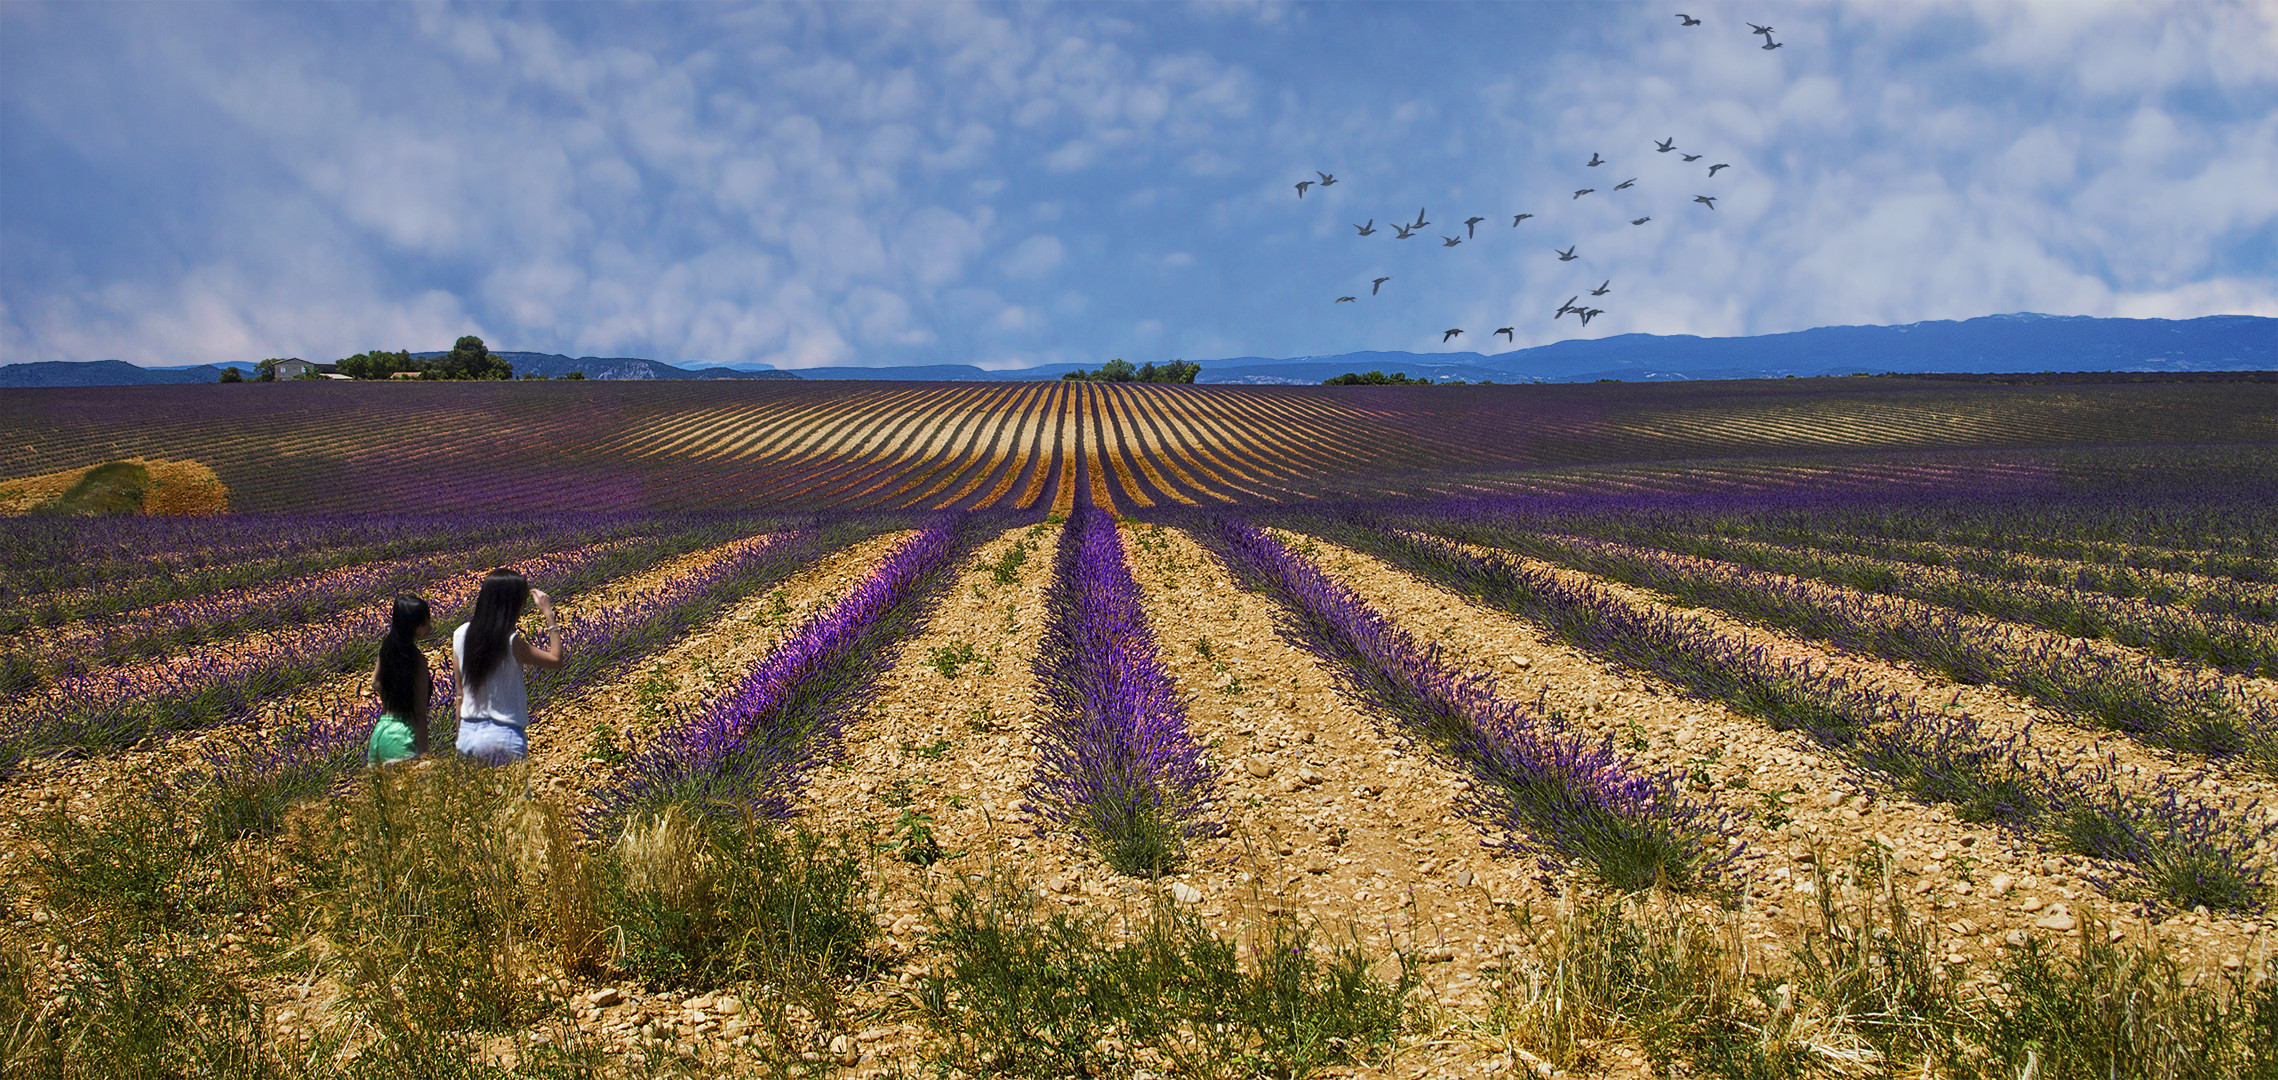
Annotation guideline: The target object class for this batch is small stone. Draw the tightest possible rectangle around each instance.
[1297,768,1325,786]
[1245,757,1274,779]
[858,1026,894,1043]
[1169,881,1203,904]
[2035,911,2078,932]
[1304,856,1333,875]
[2004,928,2030,947]
[2019,896,2046,913]
[588,988,623,1008]
[1456,869,1475,888]
[1987,873,2015,897]
[1509,655,1532,669]
[713,996,742,1016]
[1422,945,1456,963]
[2224,955,2243,970]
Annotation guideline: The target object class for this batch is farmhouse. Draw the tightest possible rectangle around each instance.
[271,358,319,379]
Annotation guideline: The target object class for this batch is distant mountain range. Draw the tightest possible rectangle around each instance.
[4,313,2268,388]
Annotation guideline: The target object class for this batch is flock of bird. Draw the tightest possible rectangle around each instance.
[1307,12,1784,344]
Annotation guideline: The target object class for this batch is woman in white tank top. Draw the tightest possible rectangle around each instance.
[450,568,565,765]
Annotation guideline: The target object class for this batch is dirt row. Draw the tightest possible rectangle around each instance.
[1286,533,2271,981]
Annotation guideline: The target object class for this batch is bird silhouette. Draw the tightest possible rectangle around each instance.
[1556,245,1578,261]
[1682,153,1702,162]
[1353,219,1376,236]
[1316,171,1337,186]
[1296,180,1313,198]
[1443,328,1464,342]
[1393,223,1417,239]
[1464,215,1486,238]
[1630,216,1652,225]
[1573,189,1594,199]
[1580,308,1604,326]
[1411,207,1430,229]
[1591,280,1611,296]
[1587,152,1605,167]
[1613,177,1637,191]
[1676,13,1701,25]
[1442,235,1462,247]
[1555,296,1580,318]
[1512,213,1534,226]
[1747,22,1774,36]
[1708,163,1730,176]
[1496,327,1515,341]
[1762,39,1782,50]
[1694,194,1718,208]
[1335,296,1356,303]
[1656,137,1677,153]
[1372,276,1391,295]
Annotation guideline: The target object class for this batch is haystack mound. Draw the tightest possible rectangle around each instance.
[0,458,229,514]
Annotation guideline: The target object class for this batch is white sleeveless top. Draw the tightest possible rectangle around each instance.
[453,624,529,729]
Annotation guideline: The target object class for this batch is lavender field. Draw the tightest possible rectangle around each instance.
[4,382,2277,1079]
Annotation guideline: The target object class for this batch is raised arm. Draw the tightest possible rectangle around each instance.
[515,588,567,670]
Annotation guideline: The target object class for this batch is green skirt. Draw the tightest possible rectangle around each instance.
[367,714,417,765]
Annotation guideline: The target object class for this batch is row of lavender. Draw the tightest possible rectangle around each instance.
[0,516,781,772]
[1026,506,1218,876]
[184,518,891,837]
[1279,514,2270,913]
[0,512,615,631]
[1411,509,2278,766]
[588,516,979,832]
[1186,516,1745,895]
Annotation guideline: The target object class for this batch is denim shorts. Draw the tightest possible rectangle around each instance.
[455,719,528,766]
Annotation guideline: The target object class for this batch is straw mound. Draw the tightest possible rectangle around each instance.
[0,457,229,514]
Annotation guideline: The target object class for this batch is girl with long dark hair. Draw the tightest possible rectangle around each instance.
[366,594,435,765]
[448,567,565,765]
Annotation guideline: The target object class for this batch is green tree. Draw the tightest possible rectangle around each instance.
[217,367,244,384]
[337,349,415,380]
[429,336,513,380]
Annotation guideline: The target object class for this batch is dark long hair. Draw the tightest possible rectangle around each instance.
[461,568,529,692]
[376,594,431,719]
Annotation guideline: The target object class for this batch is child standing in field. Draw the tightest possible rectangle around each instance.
[366,594,434,765]
[448,568,565,766]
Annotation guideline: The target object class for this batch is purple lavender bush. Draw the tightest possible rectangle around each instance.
[1189,516,1743,895]
[590,515,975,832]
[1027,505,1218,877]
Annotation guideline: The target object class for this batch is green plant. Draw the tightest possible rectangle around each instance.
[989,539,1034,586]
[584,721,627,765]
[888,808,947,866]
[904,736,954,760]
[929,641,982,677]
[917,872,1414,1079]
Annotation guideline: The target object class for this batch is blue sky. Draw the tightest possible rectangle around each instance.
[2,1,2272,371]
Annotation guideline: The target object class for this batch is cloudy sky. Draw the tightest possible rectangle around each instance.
[2,1,2272,372]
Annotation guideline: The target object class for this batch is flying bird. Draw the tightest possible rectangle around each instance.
[1747,22,1774,36]
[1442,235,1462,247]
[1694,194,1718,208]
[1676,13,1701,25]
[1464,215,1486,238]
[1587,152,1605,167]
[1762,39,1782,50]
[1580,308,1604,326]
[1296,180,1313,198]
[1354,219,1376,236]
[1316,171,1337,186]
[1682,153,1702,161]
[1556,245,1578,261]
[1443,328,1464,342]
[1613,177,1637,191]
[1630,216,1651,225]
[1335,296,1356,303]
[1411,207,1430,229]
[1591,280,1611,296]
[1708,163,1730,176]
[1512,213,1534,226]
[1655,137,1677,153]
[1496,327,1515,341]
[1555,296,1580,318]
[1393,223,1417,239]
[1573,188,1594,199]
[1371,276,1391,295]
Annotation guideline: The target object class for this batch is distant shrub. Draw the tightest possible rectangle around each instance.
[1323,370,1437,385]
[1063,358,1199,383]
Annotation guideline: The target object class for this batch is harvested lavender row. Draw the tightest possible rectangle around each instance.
[1028,506,1218,877]
[0,522,751,770]
[1286,516,2272,912]
[1187,516,1743,895]
[1418,518,2275,762]
[177,522,869,837]
[589,515,978,832]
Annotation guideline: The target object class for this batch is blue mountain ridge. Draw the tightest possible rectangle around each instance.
[3,314,2267,388]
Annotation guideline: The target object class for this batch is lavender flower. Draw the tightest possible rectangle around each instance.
[1028,505,1218,877]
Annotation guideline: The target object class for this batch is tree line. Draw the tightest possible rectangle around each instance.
[221,337,577,382]
[1060,359,1200,383]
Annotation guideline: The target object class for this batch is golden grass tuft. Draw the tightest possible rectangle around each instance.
[0,457,228,514]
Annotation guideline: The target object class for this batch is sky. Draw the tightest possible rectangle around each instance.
[2,1,2273,372]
